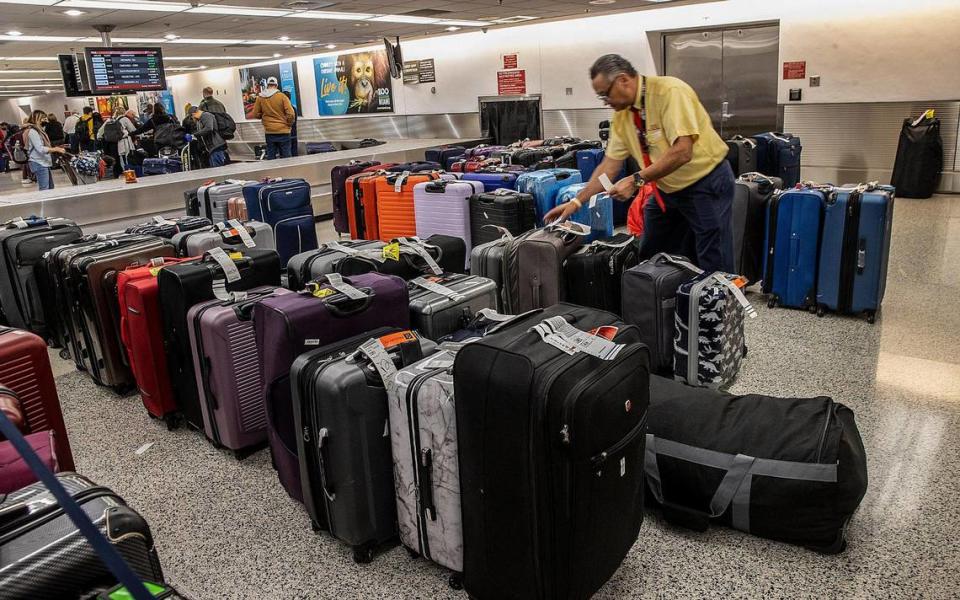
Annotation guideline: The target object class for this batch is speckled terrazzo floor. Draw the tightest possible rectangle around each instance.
[51,195,960,599]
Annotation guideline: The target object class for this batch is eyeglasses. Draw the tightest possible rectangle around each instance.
[597,75,621,101]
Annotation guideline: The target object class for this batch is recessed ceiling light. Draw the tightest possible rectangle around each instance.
[324,43,336,49]
[352,22,369,27]
[278,35,290,41]
[64,9,86,16]
[272,52,282,57]
[199,65,207,69]
[445,26,461,32]
[164,34,180,40]
[589,0,616,4]
[6,31,22,37]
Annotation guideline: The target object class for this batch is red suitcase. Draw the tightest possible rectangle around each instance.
[0,327,74,471]
[117,258,189,427]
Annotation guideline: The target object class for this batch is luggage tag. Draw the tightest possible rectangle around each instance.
[411,276,466,302]
[711,273,757,319]
[11,217,28,229]
[396,238,443,275]
[326,240,386,263]
[550,220,591,237]
[394,171,411,192]
[152,215,176,226]
[206,247,242,283]
[211,278,248,302]
[358,335,403,398]
[532,316,625,360]
[598,173,614,192]
[226,219,256,248]
[322,273,369,301]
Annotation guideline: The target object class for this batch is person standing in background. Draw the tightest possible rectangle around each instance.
[199,87,226,114]
[24,110,66,191]
[283,90,299,157]
[75,107,101,152]
[43,114,65,147]
[251,77,295,160]
[186,103,228,168]
[62,111,80,153]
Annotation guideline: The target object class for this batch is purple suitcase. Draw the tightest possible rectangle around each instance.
[461,172,518,192]
[414,179,482,271]
[253,272,410,502]
[187,286,292,456]
[465,145,508,158]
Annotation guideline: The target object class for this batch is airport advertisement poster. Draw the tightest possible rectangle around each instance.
[239,61,302,119]
[314,49,394,116]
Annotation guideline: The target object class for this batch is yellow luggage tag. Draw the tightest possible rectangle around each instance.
[306,282,336,298]
[228,251,244,261]
[382,243,401,261]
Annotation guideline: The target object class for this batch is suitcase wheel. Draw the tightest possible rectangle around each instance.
[816,306,826,318]
[866,311,877,324]
[405,547,420,560]
[767,297,776,309]
[448,573,464,590]
[59,348,71,361]
[311,521,322,533]
[163,413,179,431]
[352,544,375,564]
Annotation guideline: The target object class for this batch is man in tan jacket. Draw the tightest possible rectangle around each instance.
[251,76,295,159]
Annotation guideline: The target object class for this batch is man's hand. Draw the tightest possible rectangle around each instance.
[543,200,580,224]
[609,175,638,201]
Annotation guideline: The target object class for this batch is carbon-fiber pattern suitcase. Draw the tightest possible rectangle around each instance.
[413,180,482,270]
[408,273,498,340]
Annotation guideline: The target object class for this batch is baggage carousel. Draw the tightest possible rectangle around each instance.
[0,138,485,233]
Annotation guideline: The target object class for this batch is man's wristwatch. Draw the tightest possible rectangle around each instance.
[633,172,646,188]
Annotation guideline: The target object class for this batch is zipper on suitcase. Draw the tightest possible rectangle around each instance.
[764,193,781,294]
[815,398,835,463]
[405,367,447,560]
[837,191,862,314]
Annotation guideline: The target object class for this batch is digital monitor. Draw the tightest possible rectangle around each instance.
[84,47,167,94]
[58,54,92,97]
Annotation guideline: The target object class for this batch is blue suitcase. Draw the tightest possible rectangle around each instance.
[575,149,604,183]
[515,169,582,222]
[306,142,337,154]
[425,145,465,165]
[762,188,825,310]
[815,185,894,323]
[241,178,318,267]
[556,184,614,242]
[752,133,802,188]
[461,172,517,192]
[142,157,181,175]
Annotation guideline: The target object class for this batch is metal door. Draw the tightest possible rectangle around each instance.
[664,24,780,138]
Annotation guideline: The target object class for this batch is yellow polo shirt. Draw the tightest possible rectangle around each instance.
[606,75,729,193]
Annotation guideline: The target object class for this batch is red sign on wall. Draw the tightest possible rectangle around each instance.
[498,70,527,95]
[502,53,518,70]
[783,61,806,80]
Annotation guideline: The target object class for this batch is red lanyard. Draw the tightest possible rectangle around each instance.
[631,76,666,212]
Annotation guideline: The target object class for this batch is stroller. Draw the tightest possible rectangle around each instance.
[57,151,109,185]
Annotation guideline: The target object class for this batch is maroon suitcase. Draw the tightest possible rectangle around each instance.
[252,272,410,502]
[0,327,75,471]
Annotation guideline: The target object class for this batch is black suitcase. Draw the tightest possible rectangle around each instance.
[337,235,466,279]
[469,190,536,247]
[725,135,758,177]
[183,187,200,216]
[125,216,212,239]
[158,248,281,429]
[564,233,640,314]
[504,148,553,167]
[0,217,82,339]
[646,375,868,553]
[620,253,701,375]
[291,329,435,563]
[732,174,782,283]
[890,114,943,199]
[453,303,649,600]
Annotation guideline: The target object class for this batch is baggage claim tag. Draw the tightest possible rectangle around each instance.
[12,217,28,229]
[359,336,401,400]
[411,277,465,302]
[207,247,241,283]
[598,173,614,192]
[152,215,176,226]
[324,274,369,301]
[536,317,625,360]
[382,243,401,261]
[227,219,256,248]
[398,239,443,275]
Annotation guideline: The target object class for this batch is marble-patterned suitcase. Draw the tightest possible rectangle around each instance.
[389,347,464,585]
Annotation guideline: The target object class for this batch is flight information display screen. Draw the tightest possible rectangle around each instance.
[84,47,167,93]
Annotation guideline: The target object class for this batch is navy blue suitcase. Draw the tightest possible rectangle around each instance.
[385,161,441,173]
[425,145,465,166]
[142,157,181,175]
[241,178,318,267]
[306,142,337,154]
[752,133,802,188]
[575,149,629,225]
[762,188,825,310]
[815,185,894,323]
[461,172,517,192]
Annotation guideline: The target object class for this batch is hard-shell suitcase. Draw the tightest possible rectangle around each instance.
[408,273,498,340]
[502,224,587,313]
[293,330,435,562]
[453,304,650,600]
[376,172,442,242]
[464,144,508,159]
[424,146,465,166]
[196,180,248,223]
[891,115,943,199]
[0,327,75,471]
[0,473,165,598]
[469,239,508,311]
[124,216,211,239]
[725,135,758,177]
[331,161,380,234]
[556,184,615,242]
[0,217,82,340]
[336,235,466,280]
[226,196,248,221]
[254,273,410,503]
[158,248,281,430]
[563,233,639,314]
[575,148,603,183]
[763,187,826,310]
[345,172,384,241]
[816,184,895,322]
[413,180,483,269]
[170,221,275,257]
[752,132,802,188]
[188,286,291,454]
[469,189,537,247]
[460,172,517,192]
[286,239,385,291]
[646,375,868,553]
[67,237,176,390]
[142,157,181,175]
[184,187,200,216]
[117,258,188,426]
[732,174,782,284]
[241,178,318,266]
[515,168,582,221]
[621,253,703,376]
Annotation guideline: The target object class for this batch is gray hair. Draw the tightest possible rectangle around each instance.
[590,54,638,81]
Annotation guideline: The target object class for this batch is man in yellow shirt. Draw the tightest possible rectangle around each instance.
[545,54,735,273]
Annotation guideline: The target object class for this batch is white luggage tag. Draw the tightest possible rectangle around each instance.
[652,252,704,275]
[358,336,402,398]
[211,278,248,302]
[397,238,443,275]
[206,247,242,283]
[532,316,625,360]
[152,215,176,226]
[394,170,411,192]
[711,273,757,319]
[227,219,257,248]
[323,273,369,301]
[550,220,591,237]
[411,276,466,302]
[598,173,614,192]
[11,217,28,229]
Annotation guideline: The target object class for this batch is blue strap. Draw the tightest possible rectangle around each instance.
[0,409,155,600]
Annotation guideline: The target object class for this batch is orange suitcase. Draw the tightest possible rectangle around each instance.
[374,172,441,242]
[345,172,383,241]
[226,196,248,221]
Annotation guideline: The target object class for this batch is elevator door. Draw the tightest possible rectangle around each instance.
[664,25,780,138]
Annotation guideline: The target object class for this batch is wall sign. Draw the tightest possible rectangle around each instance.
[314,49,394,115]
[782,61,806,80]
[402,58,436,84]
[497,70,526,95]
[502,53,519,70]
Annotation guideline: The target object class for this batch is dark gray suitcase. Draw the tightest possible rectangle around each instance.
[726,135,758,177]
[408,273,498,340]
[503,224,587,313]
[469,238,508,311]
[733,173,782,284]
[621,253,702,376]
[286,240,385,291]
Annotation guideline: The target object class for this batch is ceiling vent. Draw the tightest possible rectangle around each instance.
[490,15,538,24]
[282,1,336,9]
[401,9,454,17]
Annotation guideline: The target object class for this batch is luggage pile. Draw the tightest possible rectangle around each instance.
[726,131,802,186]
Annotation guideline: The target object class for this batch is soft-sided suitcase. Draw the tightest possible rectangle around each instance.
[763,187,826,310]
[515,169,583,221]
[345,171,384,241]
[117,258,187,426]
[414,180,483,269]
[254,273,410,503]
[646,375,868,554]
[408,273,498,340]
[425,145,465,165]
[502,224,587,313]
[0,217,82,340]
[752,132,802,188]
[170,221,275,257]
[503,147,554,168]
[336,235,466,280]
[725,135,758,177]
[306,141,337,154]
[331,161,380,234]
[293,330,434,563]
[385,161,441,173]
[815,184,894,323]
[142,157,181,175]
[564,233,639,313]
[460,172,517,192]
[621,253,702,376]
[891,115,943,199]
[188,286,290,454]
[286,239,385,291]
[556,184,614,242]
[0,327,75,471]
[197,180,248,223]
[674,272,754,388]
[124,215,212,239]
[159,249,281,430]
[226,196,248,221]
[732,173,782,284]
[469,189,537,247]
[241,178,318,266]
[453,304,650,600]
[0,472,165,598]
[376,172,442,242]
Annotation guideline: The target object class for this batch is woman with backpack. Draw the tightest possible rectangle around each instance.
[132,103,177,158]
[97,108,137,178]
[22,110,66,191]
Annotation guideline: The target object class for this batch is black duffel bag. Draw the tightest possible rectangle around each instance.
[646,375,868,553]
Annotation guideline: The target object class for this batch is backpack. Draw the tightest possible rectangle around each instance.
[5,128,30,165]
[74,118,90,141]
[154,122,187,149]
[102,120,124,143]
[212,111,236,140]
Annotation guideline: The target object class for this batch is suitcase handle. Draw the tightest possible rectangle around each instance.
[317,428,337,502]
[418,449,437,521]
[319,289,376,317]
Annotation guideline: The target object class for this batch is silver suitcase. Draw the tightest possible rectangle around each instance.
[170,221,275,257]
[198,180,248,223]
[408,273,498,340]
